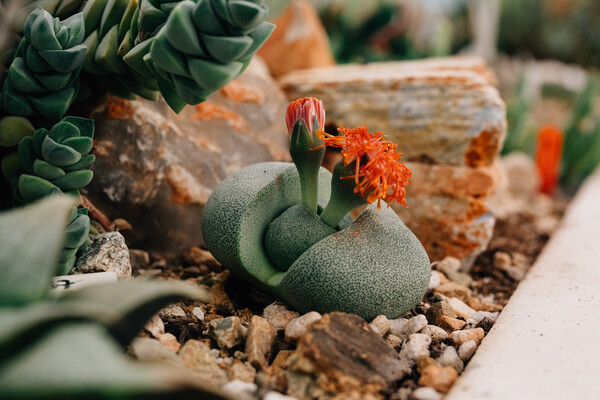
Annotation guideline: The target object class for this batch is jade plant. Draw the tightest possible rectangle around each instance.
[202,98,431,320]
[0,195,230,399]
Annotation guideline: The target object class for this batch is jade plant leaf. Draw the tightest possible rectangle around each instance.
[0,196,76,307]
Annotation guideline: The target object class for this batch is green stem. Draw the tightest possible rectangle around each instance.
[320,159,368,228]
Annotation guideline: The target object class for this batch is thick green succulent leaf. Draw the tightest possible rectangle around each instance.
[62,116,94,138]
[211,0,232,23]
[63,13,85,47]
[38,44,87,73]
[156,77,187,113]
[99,0,129,38]
[82,31,102,73]
[56,256,77,275]
[123,40,155,77]
[151,34,191,78]
[0,196,76,307]
[0,116,35,148]
[63,213,90,249]
[0,323,232,400]
[17,136,37,174]
[241,20,275,59]
[27,8,62,51]
[188,58,242,92]
[36,71,73,91]
[18,174,62,202]
[50,121,80,142]
[228,1,267,32]
[1,152,23,180]
[56,0,86,22]
[58,246,78,263]
[25,43,53,73]
[41,135,82,166]
[7,58,44,93]
[193,0,227,35]
[29,86,77,120]
[164,1,204,57]
[1,86,35,117]
[81,0,106,33]
[32,128,49,156]
[61,136,93,155]
[139,0,168,32]
[94,25,128,74]
[55,24,70,47]
[33,159,66,180]
[200,33,253,64]
[51,170,93,191]
[171,74,209,105]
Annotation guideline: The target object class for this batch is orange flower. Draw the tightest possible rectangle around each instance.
[286,97,325,135]
[535,125,563,195]
[318,126,412,208]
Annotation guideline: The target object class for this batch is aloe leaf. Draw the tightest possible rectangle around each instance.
[0,323,232,399]
[51,170,93,191]
[41,135,82,166]
[0,196,76,307]
[33,159,66,180]
[99,0,129,38]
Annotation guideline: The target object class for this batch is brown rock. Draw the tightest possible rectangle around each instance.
[450,328,485,345]
[426,301,457,325]
[265,350,295,393]
[208,316,245,350]
[209,282,235,316]
[262,302,300,332]
[179,340,228,386]
[129,249,150,269]
[157,333,181,353]
[289,313,410,395]
[435,282,472,303]
[246,316,277,370]
[258,0,335,77]
[469,297,503,312]
[87,59,288,253]
[417,357,439,374]
[228,359,256,383]
[437,316,467,333]
[418,365,459,393]
[184,246,220,269]
[386,334,403,352]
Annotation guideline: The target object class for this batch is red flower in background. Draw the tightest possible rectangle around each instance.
[535,125,564,195]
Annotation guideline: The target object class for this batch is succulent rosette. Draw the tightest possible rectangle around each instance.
[202,98,431,320]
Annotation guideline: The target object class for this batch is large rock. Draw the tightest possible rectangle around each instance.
[279,57,506,266]
[85,59,289,253]
[258,0,335,77]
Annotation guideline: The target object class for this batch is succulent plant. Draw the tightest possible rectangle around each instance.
[1,7,86,120]
[0,196,231,399]
[9,116,95,274]
[202,98,431,320]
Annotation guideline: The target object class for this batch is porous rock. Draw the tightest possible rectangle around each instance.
[72,232,131,278]
[86,59,289,253]
[284,312,322,341]
[399,333,432,366]
[450,328,485,345]
[245,316,277,370]
[263,302,300,332]
[370,315,391,337]
[208,316,245,350]
[419,365,459,394]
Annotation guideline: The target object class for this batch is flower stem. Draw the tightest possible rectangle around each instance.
[320,159,368,228]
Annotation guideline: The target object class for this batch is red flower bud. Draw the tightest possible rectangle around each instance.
[286,97,325,135]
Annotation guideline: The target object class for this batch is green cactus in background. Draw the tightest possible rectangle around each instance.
[1,7,86,120]
[8,116,95,274]
[149,0,275,111]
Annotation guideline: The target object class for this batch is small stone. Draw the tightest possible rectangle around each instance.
[179,340,228,386]
[408,315,428,334]
[493,251,512,270]
[438,315,467,333]
[435,283,472,303]
[420,325,448,341]
[412,387,443,400]
[182,266,201,279]
[130,337,177,362]
[159,303,188,320]
[263,391,298,400]
[445,270,473,287]
[386,334,403,351]
[284,312,322,341]
[389,318,410,338]
[450,328,485,345]
[418,365,459,394]
[157,333,181,353]
[464,318,477,329]
[473,311,498,324]
[476,317,495,333]
[262,302,300,332]
[209,316,245,350]
[399,333,431,366]
[505,265,526,281]
[436,345,464,373]
[228,359,257,383]
[192,306,205,321]
[73,232,131,278]
[246,316,277,370]
[458,340,478,361]
[447,297,477,320]
[210,282,235,315]
[417,356,439,374]
[434,257,461,274]
[129,249,150,268]
[468,297,503,312]
[426,301,457,325]
[369,315,391,337]
[144,314,165,338]
[428,271,441,290]
[222,380,257,400]
[184,246,220,268]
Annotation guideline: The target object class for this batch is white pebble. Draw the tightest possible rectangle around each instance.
[263,391,298,400]
[420,325,448,341]
[389,318,410,338]
[209,349,220,358]
[428,271,442,290]
[399,333,431,365]
[408,314,428,334]
[464,318,477,329]
[192,306,205,321]
[473,311,498,324]
[447,297,477,320]
[222,380,257,399]
[369,315,391,337]
[284,312,322,341]
[435,257,461,274]
[412,387,443,400]
[458,340,478,361]
[437,345,464,373]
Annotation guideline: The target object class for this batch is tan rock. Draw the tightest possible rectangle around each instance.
[184,246,220,269]
[447,297,477,320]
[417,357,439,374]
[157,333,180,353]
[228,360,256,383]
[262,302,300,332]
[258,0,335,77]
[450,328,485,345]
[438,316,467,333]
[426,301,457,325]
[208,316,245,350]
[386,334,403,351]
[369,315,391,337]
[469,297,503,312]
[179,340,228,386]
[435,282,472,303]
[419,365,459,393]
[285,311,322,341]
[245,316,277,370]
